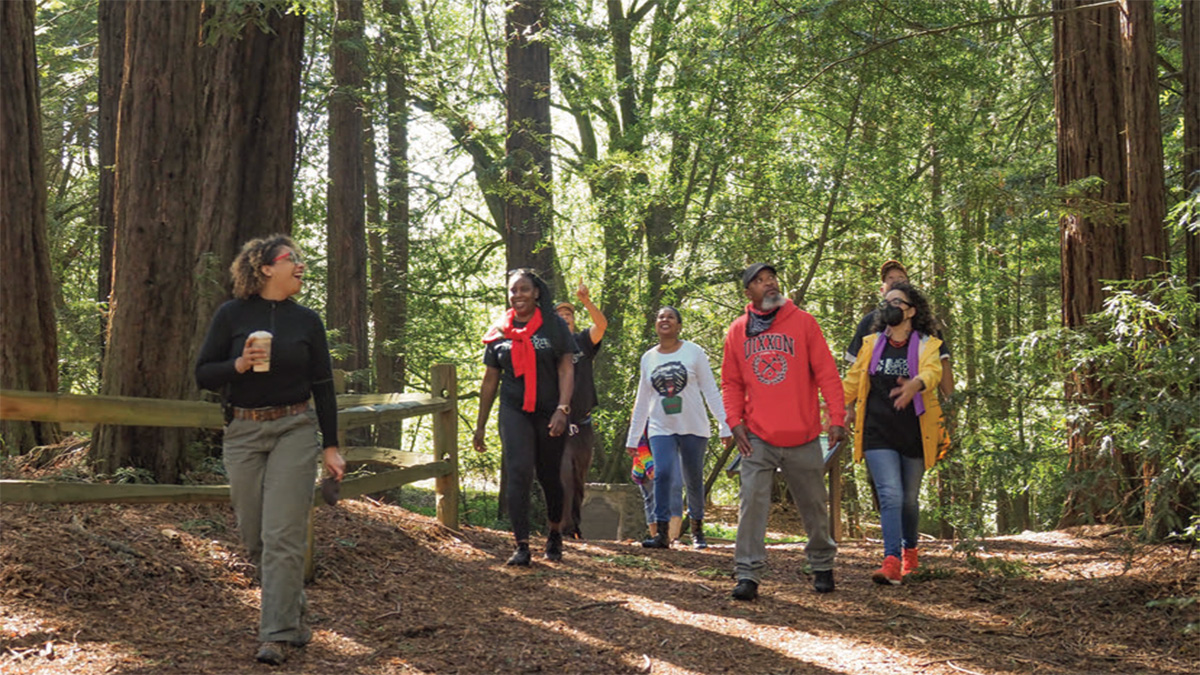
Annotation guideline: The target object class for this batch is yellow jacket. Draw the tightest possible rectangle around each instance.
[843,332,944,470]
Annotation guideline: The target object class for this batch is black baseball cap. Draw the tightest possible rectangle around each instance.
[742,262,777,288]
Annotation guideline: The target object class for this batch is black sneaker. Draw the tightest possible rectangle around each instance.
[255,641,286,666]
[545,531,563,561]
[506,543,532,566]
[813,569,835,593]
[731,578,758,601]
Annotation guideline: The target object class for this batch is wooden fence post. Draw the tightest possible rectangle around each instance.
[829,456,843,541]
[431,363,459,531]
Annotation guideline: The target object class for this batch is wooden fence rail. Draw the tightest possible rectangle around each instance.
[0,364,460,577]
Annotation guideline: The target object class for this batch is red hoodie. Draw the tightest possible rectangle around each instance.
[721,299,846,447]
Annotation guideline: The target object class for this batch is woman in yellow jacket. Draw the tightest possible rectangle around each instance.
[843,282,943,585]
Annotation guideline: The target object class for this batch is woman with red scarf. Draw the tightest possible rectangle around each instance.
[473,269,575,566]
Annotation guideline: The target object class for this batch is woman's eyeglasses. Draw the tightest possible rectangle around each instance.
[272,250,303,265]
[883,298,911,308]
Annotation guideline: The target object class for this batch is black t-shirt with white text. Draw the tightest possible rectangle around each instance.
[483,313,575,417]
[862,337,924,459]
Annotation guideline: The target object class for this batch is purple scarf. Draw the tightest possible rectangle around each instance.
[868,332,925,416]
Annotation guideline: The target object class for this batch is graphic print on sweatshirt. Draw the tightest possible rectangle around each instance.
[651,361,688,415]
[743,332,795,385]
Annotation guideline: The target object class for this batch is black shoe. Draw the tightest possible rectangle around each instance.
[691,519,707,549]
[732,578,758,601]
[642,521,670,548]
[506,543,531,566]
[287,623,312,648]
[813,569,835,593]
[545,531,563,561]
[255,642,286,666]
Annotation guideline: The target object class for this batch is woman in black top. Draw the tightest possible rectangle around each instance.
[473,269,575,566]
[196,235,345,666]
[843,282,944,586]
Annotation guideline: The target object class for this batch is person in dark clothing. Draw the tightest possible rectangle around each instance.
[196,235,345,666]
[844,260,953,399]
[843,282,945,585]
[554,281,607,540]
[474,269,575,566]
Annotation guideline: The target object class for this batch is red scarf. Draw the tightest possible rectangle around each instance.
[483,308,543,412]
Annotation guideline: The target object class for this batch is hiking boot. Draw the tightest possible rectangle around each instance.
[872,555,902,586]
[690,518,707,549]
[813,569,835,593]
[642,521,670,548]
[255,641,286,666]
[731,578,759,601]
[902,548,919,576]
[506,542,532,566]
[545,530,563,561]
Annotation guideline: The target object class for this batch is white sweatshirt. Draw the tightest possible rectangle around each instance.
[625,340,731,446]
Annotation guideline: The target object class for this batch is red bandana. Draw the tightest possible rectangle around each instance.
[483,309,543,412]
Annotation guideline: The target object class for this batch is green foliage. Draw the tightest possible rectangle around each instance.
[965,553,1035,579]
[596,554,660,571]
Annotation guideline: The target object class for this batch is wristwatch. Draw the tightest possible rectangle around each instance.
[556,404,571,415]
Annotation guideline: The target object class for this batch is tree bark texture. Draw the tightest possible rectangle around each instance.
[192,4,304,360]
[504,0,556,283]
[380,0,412,411]
[97,0,126,370]
[94,0,204,482]
[1183,0,1199,303]
[1053,0,1130,526]
[1118,0,1166,280]
[0,0,61,454]
[328,0,369,379]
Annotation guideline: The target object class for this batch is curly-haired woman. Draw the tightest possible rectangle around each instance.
[195,235,345,665]
[625,307,730,549]
[843,282,943,585]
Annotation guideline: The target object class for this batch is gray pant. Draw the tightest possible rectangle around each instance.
[734,433,836,583]
[223,409,320,643]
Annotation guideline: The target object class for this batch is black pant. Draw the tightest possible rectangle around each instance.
[499,405,566,542]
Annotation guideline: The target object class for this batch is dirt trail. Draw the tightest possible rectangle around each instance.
[2,497,1196,675]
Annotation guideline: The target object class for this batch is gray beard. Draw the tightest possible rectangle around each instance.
[761,292,786,312]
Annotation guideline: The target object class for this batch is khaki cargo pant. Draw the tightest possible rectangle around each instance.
[223,409,320,643]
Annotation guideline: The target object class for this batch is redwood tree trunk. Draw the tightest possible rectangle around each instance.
[328,0,369,380]
[97,0,125,371]
[0,0,60,454]
[1184,0,1200,304]
[192,5,304,359]
[1054,0,1128,526]
[93,1,204,482]
[504,0,556,282]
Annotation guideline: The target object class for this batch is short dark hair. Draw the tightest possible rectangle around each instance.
[658,306,682,324]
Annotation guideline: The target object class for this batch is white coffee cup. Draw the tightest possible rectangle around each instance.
[248,330,273,372]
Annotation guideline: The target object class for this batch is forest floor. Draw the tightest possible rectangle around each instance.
[2,450,1197,675]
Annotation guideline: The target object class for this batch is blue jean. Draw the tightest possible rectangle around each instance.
[639,470,682,524]
[865,449,925,558]
[650,434,707,522]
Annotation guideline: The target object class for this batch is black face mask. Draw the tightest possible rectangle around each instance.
[880,304,905,327]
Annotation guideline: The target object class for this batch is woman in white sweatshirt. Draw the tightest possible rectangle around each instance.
[626,306,730,549]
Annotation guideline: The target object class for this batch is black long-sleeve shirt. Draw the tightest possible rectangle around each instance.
[195,295,338,447]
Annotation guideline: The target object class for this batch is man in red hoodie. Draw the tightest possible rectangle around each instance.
[721,263,848,600]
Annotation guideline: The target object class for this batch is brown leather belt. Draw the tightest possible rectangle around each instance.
[231,401,308,422]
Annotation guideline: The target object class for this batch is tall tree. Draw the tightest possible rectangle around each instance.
[192,3,305,357]
[328,0,369,382]
[97,0,125,370]
[372,0,413,449]
[93,1,204,481]
[0,0,60,454]
[504,0,556,280]
[1184,0,1200,304]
